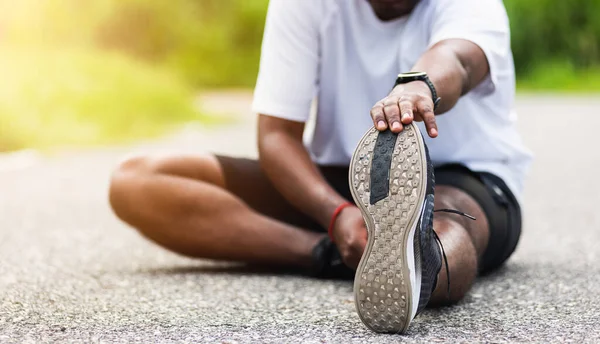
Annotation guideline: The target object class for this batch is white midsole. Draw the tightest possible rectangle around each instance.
[407,199,425,320]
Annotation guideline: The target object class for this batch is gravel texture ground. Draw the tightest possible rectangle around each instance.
[1,94,599,343]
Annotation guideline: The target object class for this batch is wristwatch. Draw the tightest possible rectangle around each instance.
[393,72,441,111]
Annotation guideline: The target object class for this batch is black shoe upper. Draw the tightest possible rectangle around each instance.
[415,141,443,314]
[310,236,355,280]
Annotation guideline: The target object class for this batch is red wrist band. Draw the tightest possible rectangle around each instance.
[328,202,354,242]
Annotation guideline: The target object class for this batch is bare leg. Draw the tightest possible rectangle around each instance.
[429,185,490,305]
[109,154,324,267]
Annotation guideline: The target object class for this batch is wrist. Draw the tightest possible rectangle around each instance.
[327,202,354,242]
[392,80,431,97]
[393,72,441,111]
[315,189,350,228]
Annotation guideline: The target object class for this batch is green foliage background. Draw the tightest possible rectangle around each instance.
[505,0,600,90]
[93,0,268,87]
[10,0,596,89]
[0,0,598,151]
[506,0,600,74]
[52,0,600,89]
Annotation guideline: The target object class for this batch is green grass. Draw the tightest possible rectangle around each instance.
[0,48,207,152]
[517,61,600,93]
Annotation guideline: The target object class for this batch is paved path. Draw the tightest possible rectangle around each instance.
[1,93,599,343]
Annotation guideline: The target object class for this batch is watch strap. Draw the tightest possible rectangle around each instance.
[394,73,441,111]
[421,75,441,111]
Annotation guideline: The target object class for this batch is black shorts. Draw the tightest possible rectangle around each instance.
[216,156,522,274]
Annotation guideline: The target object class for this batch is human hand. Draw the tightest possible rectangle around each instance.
[331,206,367,269]
[370,81,438,138]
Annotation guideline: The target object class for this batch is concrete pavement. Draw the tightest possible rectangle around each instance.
[0,93,599,343]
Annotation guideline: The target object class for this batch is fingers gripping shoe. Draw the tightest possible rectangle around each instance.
[349,124,440,334]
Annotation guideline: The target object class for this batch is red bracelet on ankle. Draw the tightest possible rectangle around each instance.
[328,202,354,242]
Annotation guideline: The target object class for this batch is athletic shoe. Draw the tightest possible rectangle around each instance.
[348,123,440,334]
[310,236,355,280]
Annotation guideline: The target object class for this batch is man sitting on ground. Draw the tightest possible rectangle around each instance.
[109,0,532,333]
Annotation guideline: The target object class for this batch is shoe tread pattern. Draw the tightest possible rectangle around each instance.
[350,124,426,334]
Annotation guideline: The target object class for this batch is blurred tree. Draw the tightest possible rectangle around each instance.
[505,0,600,75]
[2,0,599,88]
[96,2,177,61]
[92,0,600,87]
[94,0,268,87]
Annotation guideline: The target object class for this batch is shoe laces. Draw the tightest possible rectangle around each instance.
[432,209,476,298]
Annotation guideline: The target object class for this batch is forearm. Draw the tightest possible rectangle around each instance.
[372,39,490,137]
[258,115,348,229]
[410,39,489,114]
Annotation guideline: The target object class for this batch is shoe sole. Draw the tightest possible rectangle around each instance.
[349,124,428,334]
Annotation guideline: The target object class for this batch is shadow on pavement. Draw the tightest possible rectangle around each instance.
[137,263,355,282]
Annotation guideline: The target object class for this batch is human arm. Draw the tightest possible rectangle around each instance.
[253,0,367,267]
[257,116,368,268]
[371,0,510,137]
[258,116,350,230]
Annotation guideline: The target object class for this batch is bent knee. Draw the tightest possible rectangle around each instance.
[113,154,223,185]
[110,155,149,197]
[112,155,161,177]
[109,155,171,217]
[108,154,224,217]
[109,156,145,218]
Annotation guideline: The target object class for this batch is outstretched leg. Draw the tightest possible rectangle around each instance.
[429,185,490,305]
[109,154,324,267]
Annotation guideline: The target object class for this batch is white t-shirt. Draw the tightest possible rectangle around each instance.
[252,0,533,200]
